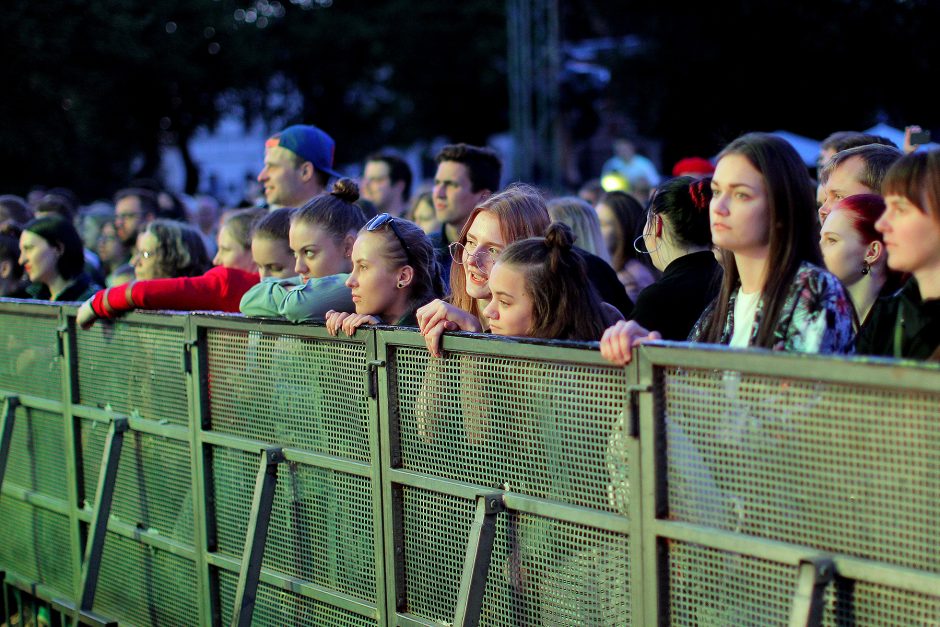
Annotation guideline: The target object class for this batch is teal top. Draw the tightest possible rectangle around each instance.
[239,274,354,322]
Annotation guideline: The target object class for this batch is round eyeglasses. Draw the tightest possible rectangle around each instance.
[448,241,499,272]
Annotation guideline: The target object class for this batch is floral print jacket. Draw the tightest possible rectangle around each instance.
[689,262,855,354]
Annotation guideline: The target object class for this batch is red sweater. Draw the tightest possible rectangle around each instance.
[90,266,259,318]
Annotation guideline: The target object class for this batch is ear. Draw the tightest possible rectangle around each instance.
[474,188,492,204]
[0,259,12,279]
[342,233,356,259]
[866,240,883,265]
[397,264,414,288]
[299,161,315,183]
[655,214,664,238]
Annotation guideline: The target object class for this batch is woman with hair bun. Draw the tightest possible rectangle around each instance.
[239,178,365,321]
[819,194,902,326]
[629,176,722,340]
[325,211,444,335]
[482,222,608,340]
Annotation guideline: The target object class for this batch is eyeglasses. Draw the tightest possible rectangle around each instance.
[365,213,413,263]
[132,249,156,260]
[448,241,498,273]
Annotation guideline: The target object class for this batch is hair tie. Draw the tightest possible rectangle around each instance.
[689,180,709,211]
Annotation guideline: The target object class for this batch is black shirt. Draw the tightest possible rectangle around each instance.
[24,272,101,302]
[429,223,453,293]
[630,251,722,341]
[579,249,634,319]
[856,278,940,360]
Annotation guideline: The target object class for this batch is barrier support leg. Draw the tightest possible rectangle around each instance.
[0,395,20,499]
[453,493,504,627]
[79,418,128,612]
[231,447,284,627]
[789,557,834,627]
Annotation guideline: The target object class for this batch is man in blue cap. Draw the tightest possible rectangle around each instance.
[258,124,341,208]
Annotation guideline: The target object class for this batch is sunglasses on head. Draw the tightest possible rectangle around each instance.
[365,213,413,264]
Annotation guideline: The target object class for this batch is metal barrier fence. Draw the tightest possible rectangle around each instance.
[1,299,938,626]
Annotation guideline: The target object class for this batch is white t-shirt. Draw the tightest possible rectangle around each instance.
[729,289,761,348]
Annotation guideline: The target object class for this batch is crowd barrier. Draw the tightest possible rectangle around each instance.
[0,298,938,626]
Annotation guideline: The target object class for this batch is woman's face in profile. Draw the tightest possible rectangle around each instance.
[878,194,940,274]
[820,207,868,285]
[18,230,60,286]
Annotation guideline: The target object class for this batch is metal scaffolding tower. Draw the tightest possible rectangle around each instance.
[507,0,563,189]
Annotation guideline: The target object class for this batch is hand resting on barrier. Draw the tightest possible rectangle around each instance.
[76,299,101,329]
[416,299,483,357]
[600,320,661,365]
[324,309,381,337]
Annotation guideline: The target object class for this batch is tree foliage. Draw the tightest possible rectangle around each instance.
[2,0,506,199]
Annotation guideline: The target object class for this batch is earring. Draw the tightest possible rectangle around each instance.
[397,281,404,288]
[861,261,870,275]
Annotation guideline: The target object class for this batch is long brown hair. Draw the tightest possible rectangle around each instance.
[699,133,820,347]
[449,183,551,319]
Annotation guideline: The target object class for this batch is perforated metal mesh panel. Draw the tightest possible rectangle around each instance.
[212,447,376,601]
[216,569,378,626]
[0,499,73,596]
[76,319,188,425]
[661,367,940,573]
[399,487,472,620]
[400,486,631,626]
[93,531,199,626]
[822,578,940,625]
[666,541,793,625]
[80,419,193,544]
[391,347,627,511]
[2,406,67,500]
[0,310,61,400]
[205,329,371,461]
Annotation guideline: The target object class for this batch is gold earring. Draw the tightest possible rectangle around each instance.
[397,281,404,288]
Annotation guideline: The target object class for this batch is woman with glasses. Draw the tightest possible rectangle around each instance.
[76,218,259,328]
[627,176,722,341]
[325,211,444,335]
[129,219,210,281]
[415,183,552,356]
[601,132,855,364]
[481,223,608,340]
[240,181,365,321]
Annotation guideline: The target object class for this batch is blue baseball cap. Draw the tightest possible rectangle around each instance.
[267,124,341,178]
